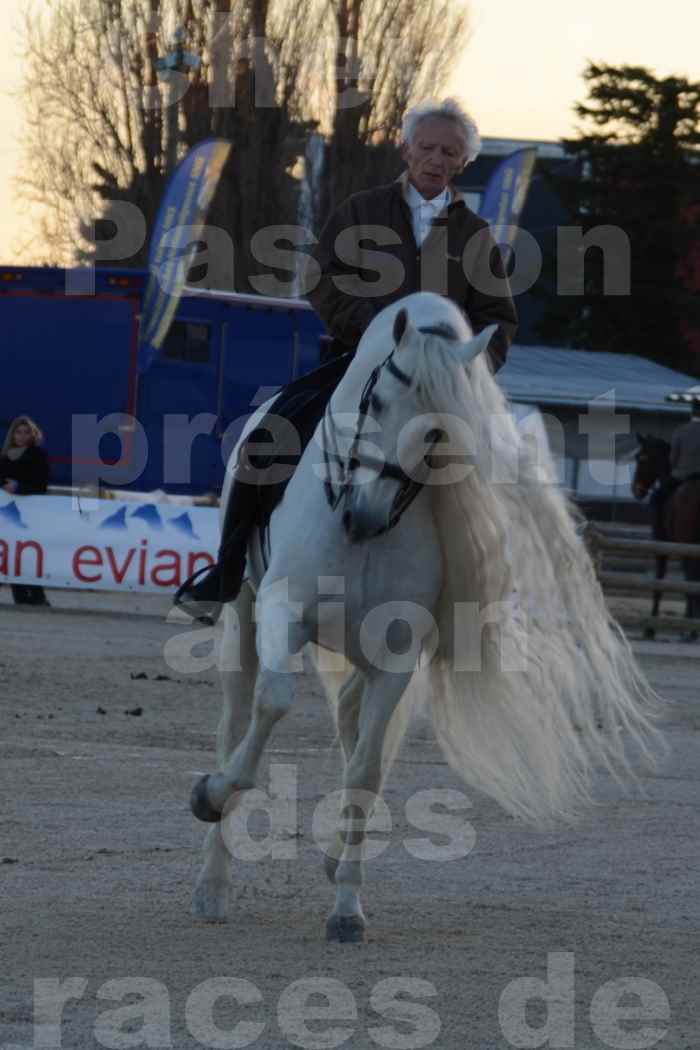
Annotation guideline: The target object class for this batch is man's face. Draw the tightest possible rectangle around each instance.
[402,117,468,199]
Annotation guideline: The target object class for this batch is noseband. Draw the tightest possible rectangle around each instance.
[322,336,442,535]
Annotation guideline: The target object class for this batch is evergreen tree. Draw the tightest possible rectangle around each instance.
[539,63,700,376]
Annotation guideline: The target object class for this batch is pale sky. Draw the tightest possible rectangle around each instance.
[1,0,699,262]
[451,0,700,140]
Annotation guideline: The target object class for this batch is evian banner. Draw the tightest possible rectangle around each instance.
[0,495,218,593]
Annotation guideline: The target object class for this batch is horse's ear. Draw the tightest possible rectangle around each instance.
[456,324,498,366]
[393,309,408,345]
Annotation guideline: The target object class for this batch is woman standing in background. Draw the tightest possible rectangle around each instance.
[0,416,50,606]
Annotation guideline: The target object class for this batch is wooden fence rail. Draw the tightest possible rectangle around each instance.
[583,525,700,637]
[585,532,700,561]
[598,572,700,597]
[617,614,700,634]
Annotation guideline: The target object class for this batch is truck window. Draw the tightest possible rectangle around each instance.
[162,321,211,364]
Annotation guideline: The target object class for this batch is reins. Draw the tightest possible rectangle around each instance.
[322,334,442,535]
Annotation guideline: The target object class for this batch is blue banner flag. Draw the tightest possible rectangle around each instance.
[138,138,232,372]
[478,147,537,246]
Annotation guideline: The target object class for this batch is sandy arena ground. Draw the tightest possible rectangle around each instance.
[1,587,699,1049]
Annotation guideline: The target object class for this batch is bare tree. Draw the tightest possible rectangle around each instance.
[21,1,164,264]
[320,0,469,219]
[20,0,469,288]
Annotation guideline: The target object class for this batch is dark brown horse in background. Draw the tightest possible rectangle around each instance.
[632,434,700,640]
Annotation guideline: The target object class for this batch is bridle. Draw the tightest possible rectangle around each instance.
[322,333,444,536]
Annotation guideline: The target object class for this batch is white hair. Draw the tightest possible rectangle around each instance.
[401,98,481,164]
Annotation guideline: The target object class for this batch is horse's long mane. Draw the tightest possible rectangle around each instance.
[318,295,663,825]
[399,327,664,825]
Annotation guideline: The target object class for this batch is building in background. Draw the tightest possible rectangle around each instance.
[500,346,698,522]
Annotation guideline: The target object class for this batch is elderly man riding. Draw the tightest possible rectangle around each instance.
[175,98,518,623]
[649,397,700,532]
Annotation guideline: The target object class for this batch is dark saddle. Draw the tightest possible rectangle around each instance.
[236,351,352,534]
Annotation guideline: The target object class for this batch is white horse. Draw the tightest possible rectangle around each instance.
[191,292,662,941]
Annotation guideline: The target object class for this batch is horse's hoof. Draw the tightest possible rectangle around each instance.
[643,627,656,640]
[680,630,699,644]
[326,914,366,943]
[192,881,229,923]
[190,775,222,823]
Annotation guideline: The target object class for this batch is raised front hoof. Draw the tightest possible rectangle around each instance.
[190,774,223,823]
[643,626,656,640]
[326,914,366,944]
[192,881,230,923]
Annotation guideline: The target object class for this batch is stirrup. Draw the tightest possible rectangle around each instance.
[173,565,223,627]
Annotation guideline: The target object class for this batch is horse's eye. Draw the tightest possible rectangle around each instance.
[425,428,444,444]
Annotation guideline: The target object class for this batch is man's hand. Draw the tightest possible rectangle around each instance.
[3,480,18,494]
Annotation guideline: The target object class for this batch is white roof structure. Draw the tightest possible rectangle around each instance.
[666,384,700,405]
[499,345,699,414]
[480,136,567,160]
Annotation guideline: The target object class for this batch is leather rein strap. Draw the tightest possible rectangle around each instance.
[322,338,442,535]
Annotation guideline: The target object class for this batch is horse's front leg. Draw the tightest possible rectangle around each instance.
[645,555,667,639]
[191,592,306,822]
[326,668,412,943]
[192,585,257,922]
[337,670,364,762]
[681,557,700,642]
[323,670,364,885]
[652,555,666,617]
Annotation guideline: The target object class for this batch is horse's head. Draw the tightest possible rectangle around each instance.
[631,433,671,500]
[341,309,496,541]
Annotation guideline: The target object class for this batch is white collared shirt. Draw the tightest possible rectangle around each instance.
[404,182,451,247]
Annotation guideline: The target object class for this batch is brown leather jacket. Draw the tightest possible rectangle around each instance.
[309,174,518,371]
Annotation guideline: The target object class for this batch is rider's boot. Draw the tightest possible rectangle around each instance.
[173,482,251,626]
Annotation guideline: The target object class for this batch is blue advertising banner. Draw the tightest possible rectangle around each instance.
[138,138,232,372]
[0,493,218,592]
[478,147,537,246]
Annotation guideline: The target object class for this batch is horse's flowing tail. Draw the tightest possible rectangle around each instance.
[418,341,667,827]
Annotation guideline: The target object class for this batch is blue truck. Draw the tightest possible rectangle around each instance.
[2,266,326,494]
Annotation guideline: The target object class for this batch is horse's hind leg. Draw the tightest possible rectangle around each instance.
[192,584,258,922]
[326,669,411,943]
